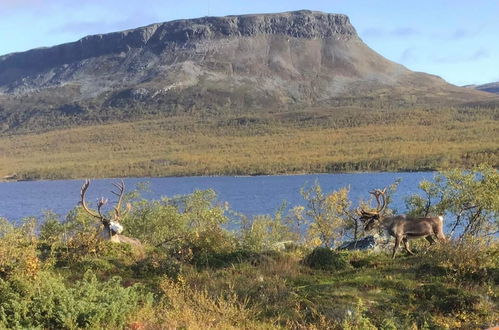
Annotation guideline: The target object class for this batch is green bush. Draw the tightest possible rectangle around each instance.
[39,212,65,244]
[406,164,499,237]
[302,247,351,271]
[417,238,499,283]
[0,271,153,329]
[237,208,298,252]
[132,251,182,279]
[0,218,40,280]
[347,250,391,269]
[413,283,480,315]
[189,227,238,267]
[122,198,187,247]
[123,189,239,264]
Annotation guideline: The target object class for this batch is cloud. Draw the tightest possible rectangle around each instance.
[361,27,419,39]
[49,12,160,37]
[362,27,384,38]
[392,27,418,36]
[399,47,418,63]
[433,48,489,64]
[365,26,480,42]
[430,28,482,41]
[451,29,468,39]
[467,49,488,61]
[450,28,477,40]
[0,0,46,14]
[0,0,42,9]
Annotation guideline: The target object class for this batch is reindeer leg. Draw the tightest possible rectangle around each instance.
[436,232,447,242]
[425,236,436,246]
[402,238,415,255]
[392,236,401,259]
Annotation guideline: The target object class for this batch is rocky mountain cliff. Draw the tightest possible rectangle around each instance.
[0,10,494,133]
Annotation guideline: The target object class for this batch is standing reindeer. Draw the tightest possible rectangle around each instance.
[359,188,446,258]
[80,179,142,248]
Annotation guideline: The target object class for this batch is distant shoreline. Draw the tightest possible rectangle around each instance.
[0,169,439,184]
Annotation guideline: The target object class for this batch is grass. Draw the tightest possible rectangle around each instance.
[6,246,495,329]
[0,179,497,328]
[142,246,498,328]
[1,106,498,180]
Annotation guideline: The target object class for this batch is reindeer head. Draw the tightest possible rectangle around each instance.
[80,179,131,236]
[359,188,387,231]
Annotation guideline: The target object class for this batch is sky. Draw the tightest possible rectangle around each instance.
[0,0,497,86]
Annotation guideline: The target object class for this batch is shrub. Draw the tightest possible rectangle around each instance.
[294,182,352,248]
[406,164,499,237]
[0,218,40,281]
[156,277,264,329]
[39,212,65,244]
[132,250,182,279]
[122,199,187,247]
[192,249,262,269]
[302,247,351,271]
[347,250,391,269]
[189,227,238,267]
[340,300,377,330]
[238,212,298,253]
[413,283,480,315]
[0,271,153,329]
[417,238,499,283]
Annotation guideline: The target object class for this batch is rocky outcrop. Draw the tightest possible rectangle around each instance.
[0,11,356,88]
[0,10,494,133]
[338,236,377,251]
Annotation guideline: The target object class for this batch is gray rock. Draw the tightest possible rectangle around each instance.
[0,10,356,87]
[338,236,377,251]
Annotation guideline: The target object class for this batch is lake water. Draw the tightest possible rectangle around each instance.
[0,172,435,222]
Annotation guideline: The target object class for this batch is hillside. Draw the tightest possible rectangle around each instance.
[471,82,499,94]
[0,10,496,134]
[0,10,498,179]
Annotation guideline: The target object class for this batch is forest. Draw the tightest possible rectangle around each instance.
[1,105,498,180]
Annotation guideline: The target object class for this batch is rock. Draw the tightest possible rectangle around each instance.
[338,235,377,251]
[0,10,356,87]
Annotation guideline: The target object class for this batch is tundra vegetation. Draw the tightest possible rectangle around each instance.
[0,104,498,180]
[0,165,497,329]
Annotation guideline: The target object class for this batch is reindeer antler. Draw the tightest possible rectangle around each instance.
[80,179,110,224]
[110,180,131,221]
[79,179,140,242]
[359,187,387,217]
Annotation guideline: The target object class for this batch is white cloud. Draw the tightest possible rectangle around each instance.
[50,12,159,37]
[399,47,418,63]
[433,48,489,64]
[361,27,419,38]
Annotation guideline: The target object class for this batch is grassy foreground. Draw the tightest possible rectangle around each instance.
[1,168,498,329]
[1,219,497,329]
[1,106,498,180]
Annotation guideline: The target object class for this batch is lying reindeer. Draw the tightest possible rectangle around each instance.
[80,179,142,248]
[360,188,446,258]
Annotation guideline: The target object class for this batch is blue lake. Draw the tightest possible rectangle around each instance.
[0,172,435,222]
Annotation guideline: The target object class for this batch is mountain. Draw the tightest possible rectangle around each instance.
[470,82,499,94]
[0,10,494,134]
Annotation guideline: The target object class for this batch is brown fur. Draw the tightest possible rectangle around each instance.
[365,215,446,258]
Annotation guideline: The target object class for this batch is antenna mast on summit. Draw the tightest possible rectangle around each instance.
[207,0,211,16]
